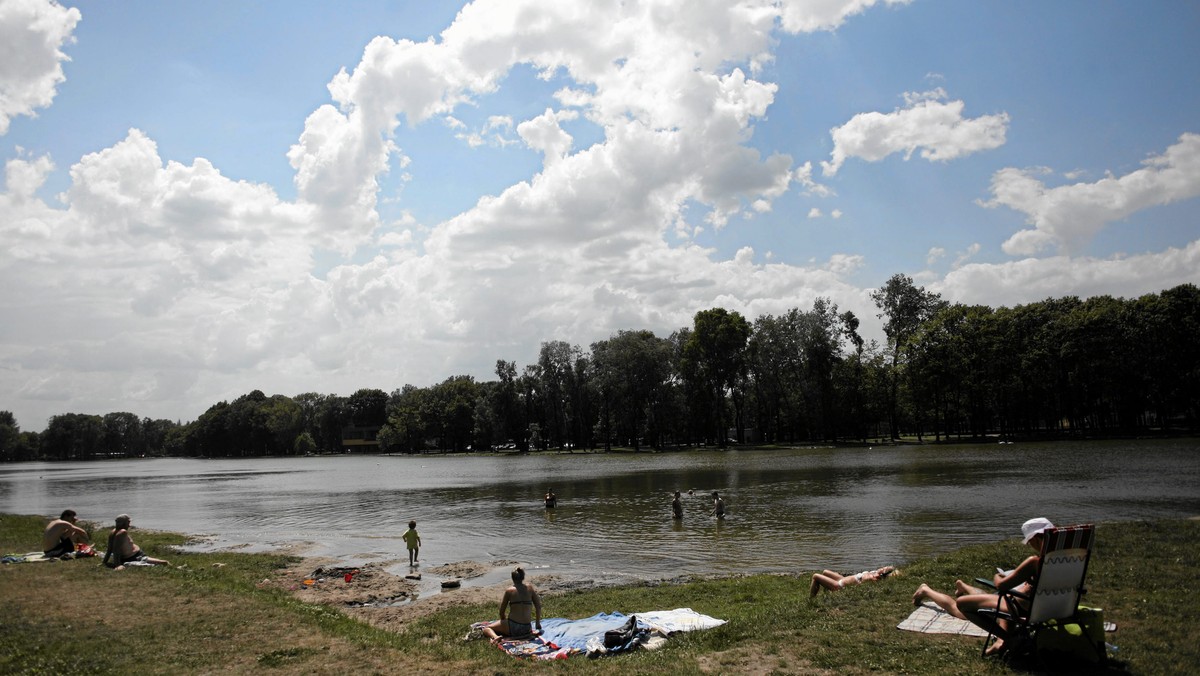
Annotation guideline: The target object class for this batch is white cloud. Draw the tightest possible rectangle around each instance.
[0,0,79,135]
[982,133,1200,255]
[952,242,980,269]
[795,160,835,197]
[9,0,1193,433]
[926,246,945,266]
[778,0,912,33]
[517,108,576,167]
[821,89,1009,175]
[825,253,865,276]
[8,0,915,428]
[808,207,822,218]
[456,115,521,149]
[4,149,53,200]
[935,240,1200,308]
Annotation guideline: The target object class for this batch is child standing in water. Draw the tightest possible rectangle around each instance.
[402,520,421,566]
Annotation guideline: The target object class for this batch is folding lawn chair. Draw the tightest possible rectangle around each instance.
[975,523,1104,664]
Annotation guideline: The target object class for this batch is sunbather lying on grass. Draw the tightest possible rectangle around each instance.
[810,566,895,597]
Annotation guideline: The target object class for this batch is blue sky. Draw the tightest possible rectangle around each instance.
[2,0,1198,431]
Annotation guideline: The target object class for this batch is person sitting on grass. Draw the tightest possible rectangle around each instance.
[810,566,896,597]
[43,509,91,558]
[910,517,1052,656]
[481,566,543,643]
[102,514,170,570]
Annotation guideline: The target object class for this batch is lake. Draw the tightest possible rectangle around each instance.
[3,439,1198,588]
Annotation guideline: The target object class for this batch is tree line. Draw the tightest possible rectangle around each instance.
[3,278,1197,461]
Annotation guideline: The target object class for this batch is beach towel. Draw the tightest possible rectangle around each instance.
[2,544,100,563]
[897,605,988,638]
[467,608,726,659]
[635,608,727,634]
[897,602,990,637]
[464,622,577,660]
[897,602,1117,638]
[540,612,631,651]
[2,552,57,564]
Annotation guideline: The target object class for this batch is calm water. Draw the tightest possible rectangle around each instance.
[3,440,1198,587]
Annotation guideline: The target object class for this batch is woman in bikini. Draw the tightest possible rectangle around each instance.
[481,566,543,642]
[809,565,895,597]
[911,517,1052,655]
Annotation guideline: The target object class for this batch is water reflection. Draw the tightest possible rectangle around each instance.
[2,439,1198,583]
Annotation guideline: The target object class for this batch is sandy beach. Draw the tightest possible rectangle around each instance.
[260,554,609,634]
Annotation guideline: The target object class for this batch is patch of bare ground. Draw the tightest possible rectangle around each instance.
[424,557,513,578]
[261,558,419,607]
[265,557,589,633]
[696,646,839,676]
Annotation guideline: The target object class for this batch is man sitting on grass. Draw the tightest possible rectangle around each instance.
[103,514,170,570]
[42,509,90,558]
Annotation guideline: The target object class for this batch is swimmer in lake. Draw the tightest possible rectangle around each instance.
[672,491,683,519]
[710,491,725,518]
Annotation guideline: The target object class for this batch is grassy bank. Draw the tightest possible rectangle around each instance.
[2,514,1196,674]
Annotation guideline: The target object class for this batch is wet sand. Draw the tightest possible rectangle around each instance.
[258,554,614,634]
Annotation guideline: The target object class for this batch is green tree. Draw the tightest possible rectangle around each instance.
[102,412,144,457]
[427,376,479,452]
[871,274,944,440]
[591,330,674,451]
[1135,285,1200,430]
[382,385,428,453]
[747,311,804,443]
[41,413,104,460]
[188,401,232,457]
[293,431,317,455]
[294,393,347,453]
[263,395,303,455]
[683,308,751,447]
[347,388,389,428]
[227,390,271,456]
[534,341,582,450]
[0,411,37,461]
[141,418,179,457]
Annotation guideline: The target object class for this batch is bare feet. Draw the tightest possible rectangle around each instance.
[984,638,1006,656]
[954,579,973,597]
[912,583,931,606]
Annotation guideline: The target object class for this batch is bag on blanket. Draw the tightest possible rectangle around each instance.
[604,615,638,649]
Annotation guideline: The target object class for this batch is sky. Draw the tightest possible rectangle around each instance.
[2,0,1199,432]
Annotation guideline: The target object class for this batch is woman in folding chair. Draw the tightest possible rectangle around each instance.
[911,517,1052,656]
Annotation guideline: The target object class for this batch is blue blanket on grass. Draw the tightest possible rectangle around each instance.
[468,608,726,659]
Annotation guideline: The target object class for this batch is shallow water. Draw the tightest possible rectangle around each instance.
[3,439,1198,585]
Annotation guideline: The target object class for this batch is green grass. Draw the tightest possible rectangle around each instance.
[2,513,1196,674]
